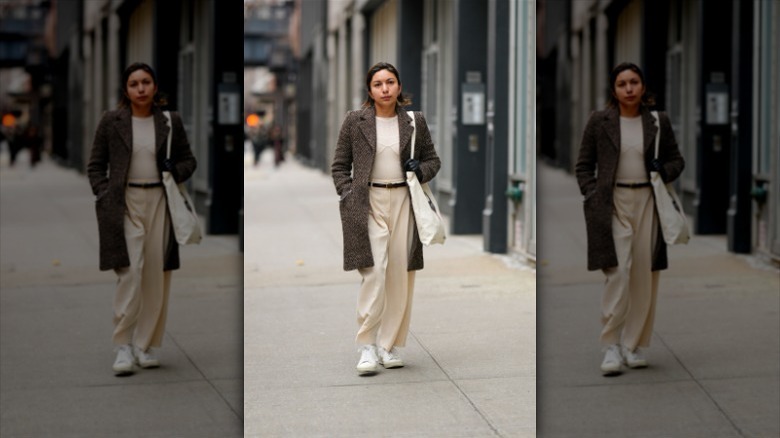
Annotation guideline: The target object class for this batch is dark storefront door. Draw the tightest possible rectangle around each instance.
[695,0,732,235]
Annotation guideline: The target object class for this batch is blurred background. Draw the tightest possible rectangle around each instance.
[537,0,780,263]
[0,0,243,238]
[245,0,537,262]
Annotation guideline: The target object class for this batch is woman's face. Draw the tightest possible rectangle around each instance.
[612,69,645,111]
[125,69,157,110]
[368,69,401,111]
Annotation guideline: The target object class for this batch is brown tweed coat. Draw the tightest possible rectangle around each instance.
[575,106,685,272]
[87,106,197,271]
[332,105,441,272]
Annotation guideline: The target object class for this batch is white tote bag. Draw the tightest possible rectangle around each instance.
[162,111,202,245]
[406,111,446,246]
[650,111,690,245]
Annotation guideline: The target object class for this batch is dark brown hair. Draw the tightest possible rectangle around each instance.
[118,62,168,109]
[362,61,412,108]
[606,62,655,109]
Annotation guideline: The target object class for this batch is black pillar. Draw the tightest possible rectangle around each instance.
[695,0,732,234]
[153,1,181,111]
[641,0,669,110]
[397,0,423,109]
[209,2,243,234]
[483,0,509,253]
[296,55,312,162]
[51,54,69,162]
[727,0,753,253]
[451,0,488,235]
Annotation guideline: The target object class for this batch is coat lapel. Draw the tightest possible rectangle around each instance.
[114,108,133,151]
[398,107,414,159]
[357,106,377,154]
[153,108,171,157]
[641,107,659,157]
[602,107,621,151]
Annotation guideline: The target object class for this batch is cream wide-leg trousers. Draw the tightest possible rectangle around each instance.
[113,185,172,350]
[600,186,660,350]
[356,185,416,351]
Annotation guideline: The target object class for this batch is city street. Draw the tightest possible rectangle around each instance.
[536,162,780,437]
[243,147,537,437]
[0,147,243,436]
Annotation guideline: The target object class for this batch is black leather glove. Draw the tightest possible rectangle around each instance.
[404,158,423,182]
[649,158,667,181]
[163,158,178,179]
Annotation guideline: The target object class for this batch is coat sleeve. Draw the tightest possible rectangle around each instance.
[168,112,197,183]
[658,112,685,183]
[87,111,111,196]
[331,111,355,197]
[575,111,599,196]
[413,112,441,184]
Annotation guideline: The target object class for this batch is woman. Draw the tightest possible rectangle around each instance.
[332,62,441,376]
[269,123,285,168]
[87,62,197,376]
[575,62,685,376]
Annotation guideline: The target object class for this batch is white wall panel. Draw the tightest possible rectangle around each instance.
[126,0,154,65]
[370,0,398,65]
[614,0,642,65]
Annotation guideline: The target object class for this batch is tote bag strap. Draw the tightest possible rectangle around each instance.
[163,111,172,160]
[651,111,660,160]
[407,111,416,158]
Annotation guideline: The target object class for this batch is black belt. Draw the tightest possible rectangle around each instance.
[369,181,407,189]
[616,182,651,188]
[128,182,163,188]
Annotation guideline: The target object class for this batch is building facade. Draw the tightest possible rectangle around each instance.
[296,0,537,261]
[537,0,780,263]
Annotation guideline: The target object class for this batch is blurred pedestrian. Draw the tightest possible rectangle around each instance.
[8,125,25,167]
[332,61,441,376]
[87,62,197,376]
[575,62,685,376]
[0,127,9,163]
[23,124,43,168]
[269,123,285,167]
[251,119,268,167]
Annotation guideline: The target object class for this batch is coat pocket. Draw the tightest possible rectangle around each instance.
[339,188,352,202]
[95,189,109,202]
[338,189,354,223]
[583,188,597,203]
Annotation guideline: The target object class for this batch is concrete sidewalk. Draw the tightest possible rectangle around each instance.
[243,149,536,437]
[0,150,243,436]
[536,162,780,437]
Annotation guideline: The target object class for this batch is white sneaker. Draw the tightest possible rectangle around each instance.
[113,344,134,376]
[621,345,648,368]
[377,346,404,368]
[133,346,160,368]
[600,344,622,376]
[356,345,378,375]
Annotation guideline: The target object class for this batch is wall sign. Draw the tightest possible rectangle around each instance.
[462,82,485,125]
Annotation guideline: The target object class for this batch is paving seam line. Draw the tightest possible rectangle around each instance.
[166,332,243,423]
[655,331,746,437]
[324,379,452,389]
[409,331,504,438]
